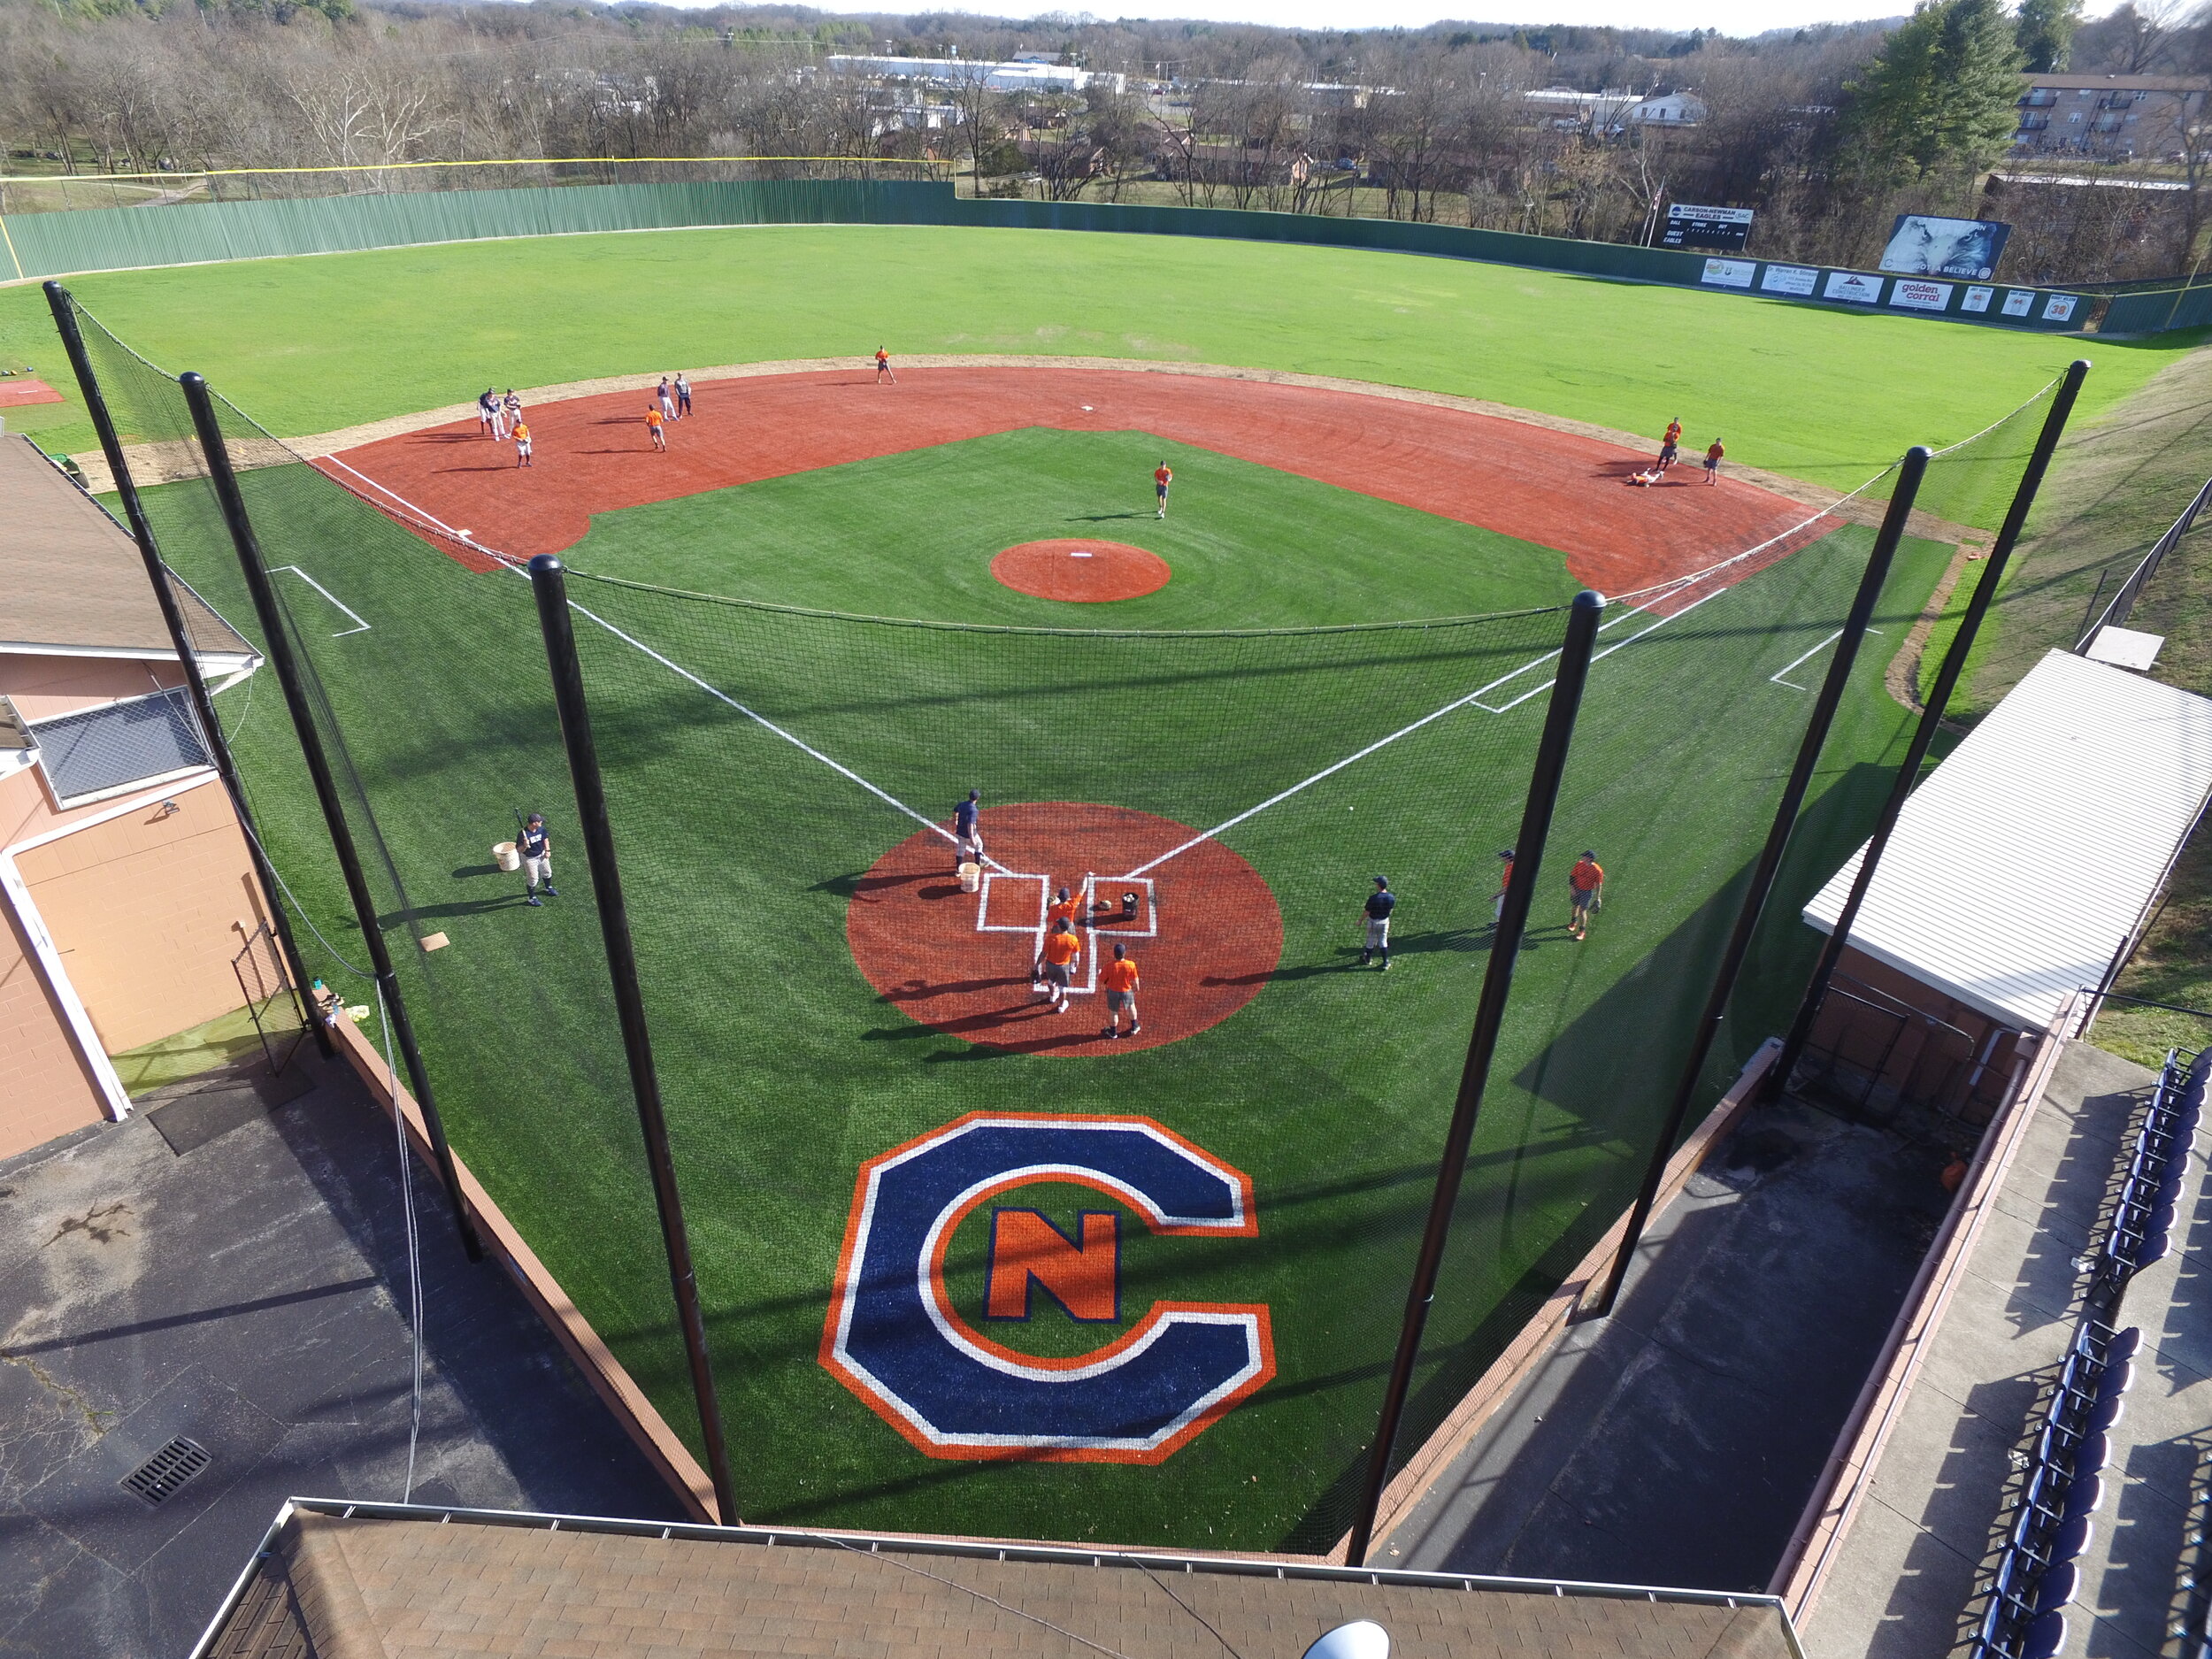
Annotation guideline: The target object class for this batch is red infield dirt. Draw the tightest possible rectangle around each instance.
[846,803,1282,1057]
[325,366,1809,600]
[991,539,1171,603]
[0,377,63,409]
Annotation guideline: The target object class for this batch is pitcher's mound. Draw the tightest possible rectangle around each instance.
[847,803,1280,1056]
[991,541,1171,603]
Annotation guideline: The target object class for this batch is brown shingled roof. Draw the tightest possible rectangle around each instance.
[201,1504,1802,1659]
[0,433,251,662]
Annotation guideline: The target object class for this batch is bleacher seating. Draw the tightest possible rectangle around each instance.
[1970,1043,2199,1659]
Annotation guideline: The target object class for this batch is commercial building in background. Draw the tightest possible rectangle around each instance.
[2012,73,2211,159]
[826,55,1128,96]
[0,432,270,1156]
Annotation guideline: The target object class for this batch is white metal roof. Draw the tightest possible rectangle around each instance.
[2085,626,2164,672]
[1804,650,2212,1031]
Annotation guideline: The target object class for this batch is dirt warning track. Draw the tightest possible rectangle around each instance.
[326,365,1808,600]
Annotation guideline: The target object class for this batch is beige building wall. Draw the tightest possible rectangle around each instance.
[15,780,265,1056]
[0,896,107,1159]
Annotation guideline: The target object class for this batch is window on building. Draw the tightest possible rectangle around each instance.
[28,687,211,807]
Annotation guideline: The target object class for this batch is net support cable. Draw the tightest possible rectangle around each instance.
[529,554,740,1525]
[179,370,483,1263]
[1343,591,1608,1568]
[42,282,332,1060]
[1772,362,2093,1102]
[1585,446,1932,1322]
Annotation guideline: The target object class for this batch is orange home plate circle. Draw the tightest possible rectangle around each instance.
[990,540,1171,603]
[846,803,1281,1056]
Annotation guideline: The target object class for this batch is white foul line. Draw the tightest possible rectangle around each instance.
[1124,590,1717,878]
[318,454,995,867]
[273,565,371,636]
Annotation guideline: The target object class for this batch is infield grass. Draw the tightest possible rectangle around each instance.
[4,222,2197,494]
[135,424,1950,1550]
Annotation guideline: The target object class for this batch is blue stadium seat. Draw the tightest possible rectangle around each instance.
[2022,1609,2068,1659]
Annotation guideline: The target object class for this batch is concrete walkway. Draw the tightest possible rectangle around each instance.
[0,1047,683,1659]
[1803,1041,2210,1659]
[1386,1096,1957,1592]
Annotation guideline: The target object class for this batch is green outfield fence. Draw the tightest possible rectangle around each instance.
[9,165,2200,334]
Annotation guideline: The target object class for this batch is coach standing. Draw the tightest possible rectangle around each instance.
[1360,876,1395,971]
[519,813,557,907]
[952,789,984,873]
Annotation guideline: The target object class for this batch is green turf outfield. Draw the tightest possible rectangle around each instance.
[128,421,1951,1550]
[5,222,2196,491]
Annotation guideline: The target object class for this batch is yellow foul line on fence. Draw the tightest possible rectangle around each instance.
[0,156,954,186]
[0,214,22,282]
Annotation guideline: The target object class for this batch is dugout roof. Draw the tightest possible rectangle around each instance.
[0,434,251,668]
[198,1501,1804,1659]
[1804,650,2212,1032]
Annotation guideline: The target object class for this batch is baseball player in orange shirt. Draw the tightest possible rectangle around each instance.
[1154,461,1173,518]
[1099,943,1141,1040]
[1047,886,1079,932]
[645,403,667,452]
[1568,850,1605,941]
[1036,917,1081,1012]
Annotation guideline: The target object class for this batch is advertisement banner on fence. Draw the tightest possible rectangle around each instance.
[1889,279,1954,312]
[2001,289,2036,317]
[1878,214,2010,280]
[1962,286,1995,313]
[1760,265,1819,296]
[2042,294,2080,322]
[1824,271,1885,304]
[1701,257,1756,288]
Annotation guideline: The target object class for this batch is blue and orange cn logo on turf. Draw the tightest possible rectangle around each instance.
[820,1113,1274,1463]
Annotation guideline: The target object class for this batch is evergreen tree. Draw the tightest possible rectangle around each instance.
[1841,0,2026,183]
[2015,0,2083,73]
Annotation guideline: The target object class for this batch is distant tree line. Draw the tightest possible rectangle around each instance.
[0,0,2206,285]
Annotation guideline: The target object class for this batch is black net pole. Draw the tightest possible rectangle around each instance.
[180,370,484,1263]
[42,281,333,1060]
[1585,447,1932,1321]
[1770,362,2091,1102]
[528,555,739,1524]
[1342,589,1607,1568]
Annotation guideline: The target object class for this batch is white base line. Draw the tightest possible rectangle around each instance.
[319,455,470,536]
[273,565,371,636]
[1770,628,1882,691]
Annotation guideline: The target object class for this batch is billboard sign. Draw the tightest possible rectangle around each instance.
[1878,214,2010,280]
[2042,294,2079,322]
[1760,265,1819,296]
[1663,204,1755,251]
[1962,285,1995,313]
[1701,257,1756,289]
[1889,279,1954,312]
[1824,271,1885,304]
[2001,289,2036,317]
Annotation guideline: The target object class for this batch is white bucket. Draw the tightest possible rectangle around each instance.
[494,840,521,872]
[958,861,982,894]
